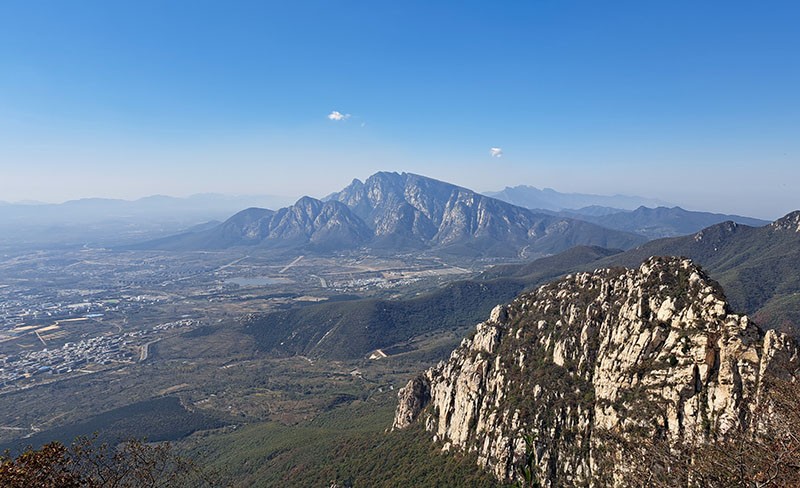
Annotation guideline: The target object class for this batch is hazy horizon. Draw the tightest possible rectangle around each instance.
[1,2,797,220]
[0,167,794,221]
[1,170,792,223]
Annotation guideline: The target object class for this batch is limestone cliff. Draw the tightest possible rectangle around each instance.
[393,256,799,486]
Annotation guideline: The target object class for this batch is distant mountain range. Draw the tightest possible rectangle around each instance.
[560,205,769,239]
[138,172,646,257]
[485,185,673,211]
[1,175,773,250]
[0,193,296,247]
[486,186,768,239]
[0,193,295,225]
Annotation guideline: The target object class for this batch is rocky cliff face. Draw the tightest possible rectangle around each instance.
[393,256,799,486]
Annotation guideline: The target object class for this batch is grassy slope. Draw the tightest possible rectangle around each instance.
[0,397,223,454]
[244,279,526,360]
[186,393,506,487]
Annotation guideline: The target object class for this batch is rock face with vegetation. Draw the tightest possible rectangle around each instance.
[394,256,799,486]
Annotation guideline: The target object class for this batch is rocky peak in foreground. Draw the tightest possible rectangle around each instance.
[394,256,799,486]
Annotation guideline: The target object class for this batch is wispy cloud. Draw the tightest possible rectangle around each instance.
[327,110,351,121]
[490,147,503,158]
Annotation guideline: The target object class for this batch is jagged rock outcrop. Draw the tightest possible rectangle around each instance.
[393,256,799,486]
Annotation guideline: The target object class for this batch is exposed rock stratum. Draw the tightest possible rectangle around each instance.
[394,256,799,486]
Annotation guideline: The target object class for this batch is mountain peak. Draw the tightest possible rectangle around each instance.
[693,219,740,241]
[136,171,645,255]
[294,195,320,205]
[771,210,800,232]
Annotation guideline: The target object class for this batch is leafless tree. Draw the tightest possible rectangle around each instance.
[0,435,220,487]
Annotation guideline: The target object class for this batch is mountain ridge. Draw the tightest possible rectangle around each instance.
[137,172,646,257]
[561,205,768,239]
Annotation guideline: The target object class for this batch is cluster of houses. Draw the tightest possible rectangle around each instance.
[0,333,138,387]
[0,317,202,390]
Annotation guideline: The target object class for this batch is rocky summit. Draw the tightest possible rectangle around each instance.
[326,172,646,256]
[394,256,800,486]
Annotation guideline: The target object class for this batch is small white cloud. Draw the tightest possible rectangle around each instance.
[490,147,503,158]
[327,111,351,121]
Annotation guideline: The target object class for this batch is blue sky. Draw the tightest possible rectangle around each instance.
[0,1,798,218]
